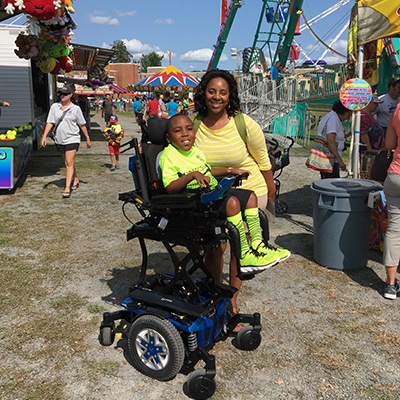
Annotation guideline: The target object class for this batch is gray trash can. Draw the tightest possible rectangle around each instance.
[311,178,382,270]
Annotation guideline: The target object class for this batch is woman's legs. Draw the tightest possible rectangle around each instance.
[62,149,77,193]
[320,163,340,179]
[383,173,400,298]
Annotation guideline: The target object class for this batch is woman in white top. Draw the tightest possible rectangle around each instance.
[41,85,91,198]
[317,101,352,179]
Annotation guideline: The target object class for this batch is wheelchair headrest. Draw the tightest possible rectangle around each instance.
[147,118,167,145]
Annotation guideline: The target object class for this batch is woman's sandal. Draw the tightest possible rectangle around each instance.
[62,191,71,198]
[71,182,79,191]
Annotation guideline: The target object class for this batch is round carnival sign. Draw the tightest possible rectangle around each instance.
[339,78,373,110]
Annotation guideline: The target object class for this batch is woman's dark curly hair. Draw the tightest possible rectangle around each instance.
[332,100,350,116]
[194,69,241,118]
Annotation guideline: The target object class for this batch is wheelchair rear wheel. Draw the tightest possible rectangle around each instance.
[128,314,185,381]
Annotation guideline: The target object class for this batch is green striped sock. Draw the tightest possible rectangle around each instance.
[244,208,262,248]
[227,212,249,258]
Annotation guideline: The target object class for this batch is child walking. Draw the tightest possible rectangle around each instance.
[159,114,290,273]
[104,115,124,171]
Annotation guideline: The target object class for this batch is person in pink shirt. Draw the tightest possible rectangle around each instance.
[383,103,400,299]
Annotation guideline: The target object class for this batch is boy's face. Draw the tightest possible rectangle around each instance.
[166,115,195,151]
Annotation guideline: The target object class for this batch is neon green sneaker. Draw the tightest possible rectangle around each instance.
[240,248,280,274]
[254,242,291,262]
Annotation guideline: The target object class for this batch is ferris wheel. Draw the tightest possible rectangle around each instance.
[245,0,353,72]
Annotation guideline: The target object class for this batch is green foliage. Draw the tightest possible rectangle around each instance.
[110,40,133,63]
[140,52,164,72]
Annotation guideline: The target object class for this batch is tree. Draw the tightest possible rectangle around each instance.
[140,52,164,72]
[109,40,133,63]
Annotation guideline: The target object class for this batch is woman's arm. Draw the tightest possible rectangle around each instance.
[360,132,372,150]
[40,122,54,148]
[385,114,397,150]
[326,132,346,170]
[211,167,250,177]
[261,169,276,201]
[80,124,91,148]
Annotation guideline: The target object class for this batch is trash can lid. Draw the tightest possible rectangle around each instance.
[312,178,382,196]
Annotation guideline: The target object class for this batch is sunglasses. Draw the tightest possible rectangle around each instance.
[59,92,71,96]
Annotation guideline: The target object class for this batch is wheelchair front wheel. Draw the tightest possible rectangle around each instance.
[128,314,185,381]
[184,368,216,400]
[99,326,114,346]
[236,325,262,351]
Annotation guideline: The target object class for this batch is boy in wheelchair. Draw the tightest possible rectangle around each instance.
[160,114,286,273]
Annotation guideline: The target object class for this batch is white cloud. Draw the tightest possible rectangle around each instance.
[101,42,111,49]
[116,10,137,17]
[89,15,120,26]
[154,18,174,25]
[122,39,161,57]
[180,49,213,62]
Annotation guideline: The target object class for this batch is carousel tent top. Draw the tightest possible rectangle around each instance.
[129,65,200,92]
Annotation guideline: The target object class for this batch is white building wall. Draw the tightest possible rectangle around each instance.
[0,26,34,129]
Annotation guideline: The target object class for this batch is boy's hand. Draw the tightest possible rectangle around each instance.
[192,171,210,187]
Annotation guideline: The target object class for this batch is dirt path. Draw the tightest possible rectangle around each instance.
[1,111,399,400]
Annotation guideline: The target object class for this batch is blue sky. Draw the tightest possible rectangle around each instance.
[8,0,354,72]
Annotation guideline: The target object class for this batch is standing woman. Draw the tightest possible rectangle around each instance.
[383,104,400,299]
[317,101,352,179]
[193,69,290,317]
[41,85,91,198]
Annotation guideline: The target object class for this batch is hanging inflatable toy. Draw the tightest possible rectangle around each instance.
[39,57,57,73]
[14,33,42,60]
[41,39,71,59]
[36,10,77,42]
[3,0,65,21]
[88,64,111,88]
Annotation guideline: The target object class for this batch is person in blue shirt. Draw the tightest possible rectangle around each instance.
[133,97,143,132]
[166,97,179,117]
[270,60,280,82]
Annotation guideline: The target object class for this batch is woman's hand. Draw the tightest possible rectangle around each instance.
[231,168,250,175]
[338,159,346,171]
[192,171,210,187]
[86,138,92,149]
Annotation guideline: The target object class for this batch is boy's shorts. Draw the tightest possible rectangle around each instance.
[108,145,120,155]
[217,188,252,217]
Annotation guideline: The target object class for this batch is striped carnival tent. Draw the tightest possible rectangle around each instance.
[108,83,135,95]
[129,65,200,92]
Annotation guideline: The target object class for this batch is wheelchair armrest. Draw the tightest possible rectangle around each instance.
[200,176,236,203]
[151,192,198,209]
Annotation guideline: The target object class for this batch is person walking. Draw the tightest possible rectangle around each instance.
[147,96,161,119]
[102,94,114,127]
[383,104,400,299]
[41,85,91,198]
[316,101,352,179]
[133,97,143,132]
[166,97,179,117]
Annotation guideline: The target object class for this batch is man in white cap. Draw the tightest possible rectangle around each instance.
[375,77,400,136]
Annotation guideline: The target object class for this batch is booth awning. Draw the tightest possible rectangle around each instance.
[69,44,115,70]
[108,83,134,95]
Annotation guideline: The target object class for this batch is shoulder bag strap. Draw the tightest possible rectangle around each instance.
[53,108,69,132]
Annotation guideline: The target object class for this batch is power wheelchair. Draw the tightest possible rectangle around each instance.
[99,117,271,399]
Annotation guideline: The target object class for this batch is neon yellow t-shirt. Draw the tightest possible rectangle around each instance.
[159,144,218,191]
